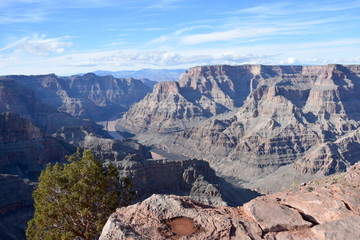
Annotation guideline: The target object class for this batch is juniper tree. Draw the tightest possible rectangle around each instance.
[26,149,131,240]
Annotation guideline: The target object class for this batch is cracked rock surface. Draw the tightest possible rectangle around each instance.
[100,162,360,240]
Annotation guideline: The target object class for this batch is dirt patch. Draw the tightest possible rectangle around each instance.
[159,217,202,239]
[168,217,196,236]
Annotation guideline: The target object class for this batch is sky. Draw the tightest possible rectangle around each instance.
[1,0,360,75]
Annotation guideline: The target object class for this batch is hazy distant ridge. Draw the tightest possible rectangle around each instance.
[92,69,186,82]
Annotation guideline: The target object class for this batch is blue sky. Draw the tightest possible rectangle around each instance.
[1,0,360,75]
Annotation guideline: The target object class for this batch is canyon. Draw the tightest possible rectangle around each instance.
[2,64,360,239]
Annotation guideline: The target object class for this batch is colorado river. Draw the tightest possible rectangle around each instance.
[106,120,123,139]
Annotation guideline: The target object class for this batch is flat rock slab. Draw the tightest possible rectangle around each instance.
[311,216,360,240]
[274,190,355,224]
[244,197,313,233]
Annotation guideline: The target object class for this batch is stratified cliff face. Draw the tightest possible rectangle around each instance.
[0,77,108,137]
[5,73,152,121]
[119,64,360,188]
[100,162,360,240]
[118,65,264,133]
[118,81,210,133]
[0,112,75,180]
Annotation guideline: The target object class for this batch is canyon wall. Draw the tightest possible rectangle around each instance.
[118,64,360,190]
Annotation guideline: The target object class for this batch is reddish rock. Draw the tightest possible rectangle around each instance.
[243,197,313,232]
[100,162,360,240]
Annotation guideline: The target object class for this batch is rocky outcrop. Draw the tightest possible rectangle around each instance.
[99,162,360,240]
[114,157,259,207]
[4,73,152,121]
[81,135,151,162]
[120,64,360,190]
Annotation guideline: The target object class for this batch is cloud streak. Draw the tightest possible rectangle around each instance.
[0,34,73,56]
[180,27,292,45]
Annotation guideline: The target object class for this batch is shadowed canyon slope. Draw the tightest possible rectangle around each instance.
[117,64,360,190]
[0,112,76,240]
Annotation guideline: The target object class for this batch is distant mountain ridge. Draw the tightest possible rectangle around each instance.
[1,73,152,122]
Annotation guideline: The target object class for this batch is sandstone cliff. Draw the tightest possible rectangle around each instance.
[99,162,360,240]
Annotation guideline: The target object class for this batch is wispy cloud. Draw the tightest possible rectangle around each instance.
[181,27,292,45]
[107,40,127,46]
[0,34,73,56]
[145,0,360,48]
[140,0,183,11]
[147,25,212,45]
[0,0,172,24]
[227,1,360,15]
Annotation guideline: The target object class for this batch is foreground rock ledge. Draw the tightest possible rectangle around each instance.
[100,163,360,240]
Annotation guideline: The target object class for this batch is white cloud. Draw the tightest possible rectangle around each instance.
[180,27,290,45]
[140,0,182,11]
[0,34,73,56]
[0,0,168,24]
[147,25,210,45]
[228,1,360,15]
[281,57,298,64]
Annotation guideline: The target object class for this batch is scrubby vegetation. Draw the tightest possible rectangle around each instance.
[26,149,131,240]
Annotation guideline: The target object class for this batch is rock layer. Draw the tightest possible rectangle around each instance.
[100,162,360,240]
